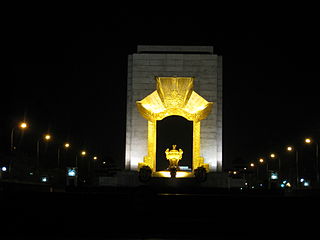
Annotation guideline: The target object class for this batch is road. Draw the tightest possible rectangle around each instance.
[1,187,319,239]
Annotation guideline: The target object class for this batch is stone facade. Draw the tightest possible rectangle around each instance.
[126,45,222,171]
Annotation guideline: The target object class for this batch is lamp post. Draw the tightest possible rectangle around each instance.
[57,142,70,169]
[9,122,28,175]
[10,121,28,151]
[249,162,257,186]
[305,138,319,186]
[258,157,267,185]
[36,134,51,174]
[270,153,281,175]
[286,146,299,189]
[75,150,86,168]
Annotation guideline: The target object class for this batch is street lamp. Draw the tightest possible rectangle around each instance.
[287,146,293,152]
[305,138,311,144]
[286,145,299,189]
[75,150,87,168]
[270,153,281,172]
[57,142,71,169]
[304,137,319,185]
[10,121,28,151]
[20,122,28,129]
[44,134,51,141]
[36,133,52,173]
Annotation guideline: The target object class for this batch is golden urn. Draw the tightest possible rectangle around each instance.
[165,145,183,170]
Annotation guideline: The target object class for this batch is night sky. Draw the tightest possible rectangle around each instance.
[2,6,320,169]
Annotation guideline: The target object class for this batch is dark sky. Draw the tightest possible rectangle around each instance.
[2,6,320,169]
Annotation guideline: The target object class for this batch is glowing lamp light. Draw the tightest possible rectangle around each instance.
[93,156,98,160]
[64,143,70,148]
[305,138,311,144]
[44,134,51,141]
[81,151,86,156]
[259,158,264,163]
[287,146,293,152]
[270,153,276,158]
[20,122,28,129]
[1,166,7,172]
[41,176,48,182]
[250,163,255,167]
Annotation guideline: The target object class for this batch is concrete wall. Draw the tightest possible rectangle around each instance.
[126,45,222,171]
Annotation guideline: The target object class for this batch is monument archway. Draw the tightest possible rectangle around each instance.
[136,77,213,177]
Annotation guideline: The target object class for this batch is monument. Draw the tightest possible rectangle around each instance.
[125,45,222,177]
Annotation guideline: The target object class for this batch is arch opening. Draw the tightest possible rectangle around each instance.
[156,116,193,171]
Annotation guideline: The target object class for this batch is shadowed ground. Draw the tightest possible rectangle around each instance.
[1,185,319,239]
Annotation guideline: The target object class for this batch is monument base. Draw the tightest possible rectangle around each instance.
[97,171,246,189]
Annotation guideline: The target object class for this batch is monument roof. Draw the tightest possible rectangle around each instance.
[137,45,214,54]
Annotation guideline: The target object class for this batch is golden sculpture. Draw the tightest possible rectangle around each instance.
[136,77,213,122]
[165,145,183,170]
[137,77,212,176]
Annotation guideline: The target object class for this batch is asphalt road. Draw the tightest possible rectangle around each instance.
[1,187,319,239]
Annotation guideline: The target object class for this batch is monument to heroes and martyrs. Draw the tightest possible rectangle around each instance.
[125,46,222,175]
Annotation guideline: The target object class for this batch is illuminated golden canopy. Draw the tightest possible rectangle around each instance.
[136,77,213,122]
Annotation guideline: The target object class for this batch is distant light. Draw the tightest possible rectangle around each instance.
[270,153,276,158]
[245,182,248,186]
[64,143,70,148]
[259,158,264,163]
[93,156,98,160]
[67,168,76,177]
[20,122,28,129]
[271,172,278,180]
[303,181,310,187]
[251,186,255,189]
[41,176,48,182]
[287,146,293,152]
[81,151,86,156]
[102,161,106,165]
[259,184,263,187]
[44,134,51,141]
[29,172,34,176]
[286,182,291,188]
[233,171,237,175]
[300,178,305,183]
[305,138,312,144]
[250,163,255,167]
[280,184,285,188]
[1,166,7,172]
[283,180,287,184]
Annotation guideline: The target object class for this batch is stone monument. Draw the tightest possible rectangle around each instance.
[125,45,222,174]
